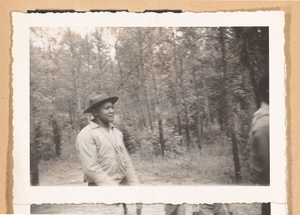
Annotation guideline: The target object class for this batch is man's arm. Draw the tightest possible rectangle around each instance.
[76,130,118,186]
[123,147,140,185]
[254,125,270,185]
[250,123,270,185]
[119,133,139,185]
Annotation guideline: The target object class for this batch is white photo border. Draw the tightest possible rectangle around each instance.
[12,11,286,207]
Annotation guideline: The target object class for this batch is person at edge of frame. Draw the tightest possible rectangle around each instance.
[249,74,270,215]
[76,91,142,215]
[249,73,270,186]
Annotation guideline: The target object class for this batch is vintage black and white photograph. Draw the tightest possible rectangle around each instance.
[29,26,269,187]
[30,202,270,215]
[12,12,286,212]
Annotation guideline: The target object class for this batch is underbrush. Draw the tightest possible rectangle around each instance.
[132,143,236,185]
[124,124,252,185]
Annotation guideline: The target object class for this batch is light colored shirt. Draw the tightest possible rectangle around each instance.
[76,121,139,186]
[249,102,270,185]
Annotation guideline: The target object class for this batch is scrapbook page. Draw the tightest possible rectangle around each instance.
[12,11,286,214]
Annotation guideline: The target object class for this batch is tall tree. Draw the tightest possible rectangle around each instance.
[218,27,242,183]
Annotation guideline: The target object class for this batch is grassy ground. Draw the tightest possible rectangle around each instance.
[132,146,235,185]
[31,203,262,214]
[38,141,240,186]
[38,158,86,186]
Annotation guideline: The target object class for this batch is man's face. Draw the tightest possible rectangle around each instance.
[94,101,114,124]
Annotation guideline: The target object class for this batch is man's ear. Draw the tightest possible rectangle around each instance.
[91,108,97,116]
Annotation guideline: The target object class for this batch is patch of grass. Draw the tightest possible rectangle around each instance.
[132,143,236,185]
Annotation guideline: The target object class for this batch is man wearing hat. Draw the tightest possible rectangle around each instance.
[76,92,139,186]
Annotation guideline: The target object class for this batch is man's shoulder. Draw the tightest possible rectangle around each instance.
[252,104,269,131]
[112,127,123,136]
[77,124,93,138]
[251,114,269,134]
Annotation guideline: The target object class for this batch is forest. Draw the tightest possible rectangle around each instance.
[30,27,269,186]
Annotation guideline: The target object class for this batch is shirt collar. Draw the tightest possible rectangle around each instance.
[90,121,114,130]
[261,101,269,112]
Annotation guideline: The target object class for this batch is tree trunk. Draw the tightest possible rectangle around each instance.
[184,104,191,146]
[85,34,92,93]
[68,100,74,125]
[152,65,165,157]
[52,116,61,158]
[49,52,61,158]
[31,124,40,186]
[200,115,204,135]
[73,57,82,132]
[172,28,184,138]
[177,110,182,136]
[219,28,242,183]
[197,112,202,151]
[140,108,147,129]
[157,107,165,157]
[97,43,103,91]
[115,55,126,128]
[202,79,211,130]
[146,83,154,131]
[243,33,260,109]
[30,91,39,186]
[178,56,191,147]
[191,55,202,151]
[230,129,242,183]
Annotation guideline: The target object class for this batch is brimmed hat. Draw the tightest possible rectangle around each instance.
[83,92,118,113]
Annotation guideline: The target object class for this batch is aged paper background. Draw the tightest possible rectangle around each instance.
[1,1,299,214]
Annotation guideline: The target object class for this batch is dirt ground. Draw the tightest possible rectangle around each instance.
[38,157,167,186]
[37,142,238,186]
[38,156,230,186]
[38,158,86,186]
[31,203,262,215]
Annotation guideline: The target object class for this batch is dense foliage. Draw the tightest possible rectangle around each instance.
[30,27,268,185]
